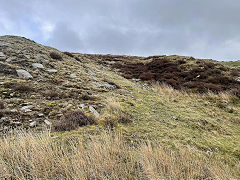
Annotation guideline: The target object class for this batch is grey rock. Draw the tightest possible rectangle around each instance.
[32,63,44,69]
[24,55,31,59]
[237,77,240,82]
[10,109,17,113]
[12,122,21,126]
[103,82,116,90]
[47,69,58,73]
[80,104,85,109]
[89,106,100,117]
[38,113,44,117]
[172,116,178,121]
[70,73,77,78]
[34,54,48,59]
[6,57,16,62]
[88,69,96,76]
[92,82,116,90]
[29,121,37,127]
[16,69,33,79]
[0,52,5,57]
[92,82,103,88]
[0,42,9,47]
[40,59,49,65]
[44,120,52,126]
[0,117,6,123]
[21,105,33,112]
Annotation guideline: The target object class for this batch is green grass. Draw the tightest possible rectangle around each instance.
[52,64,240,176]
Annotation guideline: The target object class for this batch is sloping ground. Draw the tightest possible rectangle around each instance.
[75,53,240,95]
[0,36,240,178]
[0,36,121,131]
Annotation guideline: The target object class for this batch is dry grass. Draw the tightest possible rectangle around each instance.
[0,130,235,179]
[98,98,132,127]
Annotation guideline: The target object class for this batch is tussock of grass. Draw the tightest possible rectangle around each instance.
[98,98,132,128]
[0,131,236,179]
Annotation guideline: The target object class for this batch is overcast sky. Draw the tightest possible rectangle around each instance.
[1,0,240,61]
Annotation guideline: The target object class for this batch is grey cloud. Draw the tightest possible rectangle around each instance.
[46,23,84,52]
[1,0,240,60]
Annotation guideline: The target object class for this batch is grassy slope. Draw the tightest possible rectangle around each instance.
[0,36,239,178]
[56,59,240,176]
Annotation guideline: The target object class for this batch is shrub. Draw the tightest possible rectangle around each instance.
[0,111,3,118]
[63,52,74,57]
[44,91,60,100]
[177,59,186,64]
[54,111,95,131]
[13,84,34,92]
[75,57,81,61]
[0,101,4,109]
[231,69,239,76]
[139,72,155,80]
[50,52,62,60]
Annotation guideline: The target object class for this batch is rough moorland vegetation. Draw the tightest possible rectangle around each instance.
[0,35,240,179]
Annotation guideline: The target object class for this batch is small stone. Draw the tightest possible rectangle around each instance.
[13,122,21,126]
[206,150,213,156]
[0,42,9,47]
[88,69,96,76]
[80,104,85,109]
[89,106,100,118]
[24,55,31,59]
[237,77,240,82]
[21,105,33,112]
[104,82,116,90]
[29,121,37,127]
[6,57,16,62]
[10,109,17,113]
[16,69,33,79]
[98,103,107,107]
[44,120,52,126]
[172,116,178,120]
[47,69,58,73]
[38,113,44,117]
[34,54,48,59]
[0,52,5,57]
[32,63,44,69]
[40,59,49,65]
[70,73,77,78]
[0,117,6,123]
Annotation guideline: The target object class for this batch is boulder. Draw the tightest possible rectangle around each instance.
[16,69,33,79]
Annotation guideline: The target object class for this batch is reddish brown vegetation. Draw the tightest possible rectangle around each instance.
[54,111,95,131]
[113,57,240,95]
[0,101,4,109]
[63,51,74,57]
[50,52,62,60]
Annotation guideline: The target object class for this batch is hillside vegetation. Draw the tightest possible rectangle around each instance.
[0,35,240,179]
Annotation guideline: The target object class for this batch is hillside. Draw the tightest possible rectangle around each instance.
[0,35,240,179]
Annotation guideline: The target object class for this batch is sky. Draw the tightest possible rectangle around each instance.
[1,0,240,61]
